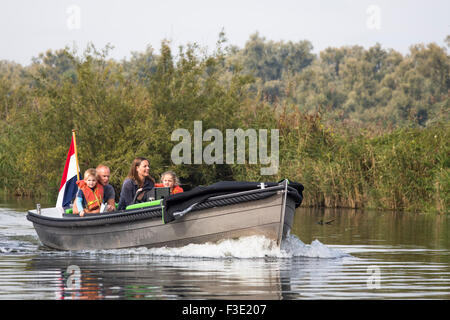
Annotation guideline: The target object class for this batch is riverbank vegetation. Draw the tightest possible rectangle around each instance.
[0,33,448,213]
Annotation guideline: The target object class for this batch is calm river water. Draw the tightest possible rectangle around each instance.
[0,195,448,300]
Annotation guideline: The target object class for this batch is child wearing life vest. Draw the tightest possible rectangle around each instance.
[155,171,183,194]
[74,168,104,217]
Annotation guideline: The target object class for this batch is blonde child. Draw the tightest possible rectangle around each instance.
[73,168,104,217]
[155,171,183,194]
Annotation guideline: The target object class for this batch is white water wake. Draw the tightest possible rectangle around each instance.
[88,234,349,259]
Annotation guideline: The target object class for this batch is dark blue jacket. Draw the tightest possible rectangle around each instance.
[118,178,154,210]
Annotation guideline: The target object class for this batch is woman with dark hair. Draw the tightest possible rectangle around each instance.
[117,157,155,210]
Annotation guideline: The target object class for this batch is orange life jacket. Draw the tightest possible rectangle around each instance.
[155,183,184,194]
[76,180,104,211]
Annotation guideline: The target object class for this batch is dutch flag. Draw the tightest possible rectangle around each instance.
[56,136,80,208]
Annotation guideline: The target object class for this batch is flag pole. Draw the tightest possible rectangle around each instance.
[72,129,80,181]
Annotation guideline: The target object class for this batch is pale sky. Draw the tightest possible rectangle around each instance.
[0,0,448,65]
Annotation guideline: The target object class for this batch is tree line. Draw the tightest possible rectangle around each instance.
[0,33,448,213]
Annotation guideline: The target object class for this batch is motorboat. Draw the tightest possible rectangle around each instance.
[27,180,304,251]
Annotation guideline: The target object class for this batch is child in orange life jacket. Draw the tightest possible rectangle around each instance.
[74,168,104,217]
[155,171,183,194]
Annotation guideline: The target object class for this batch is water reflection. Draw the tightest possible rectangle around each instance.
[280,257,348,299]
[0,194,53,212]
[293,207,450,251]
[27,253,363,300]
[29,254,286,300]
[0,200,449,300]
